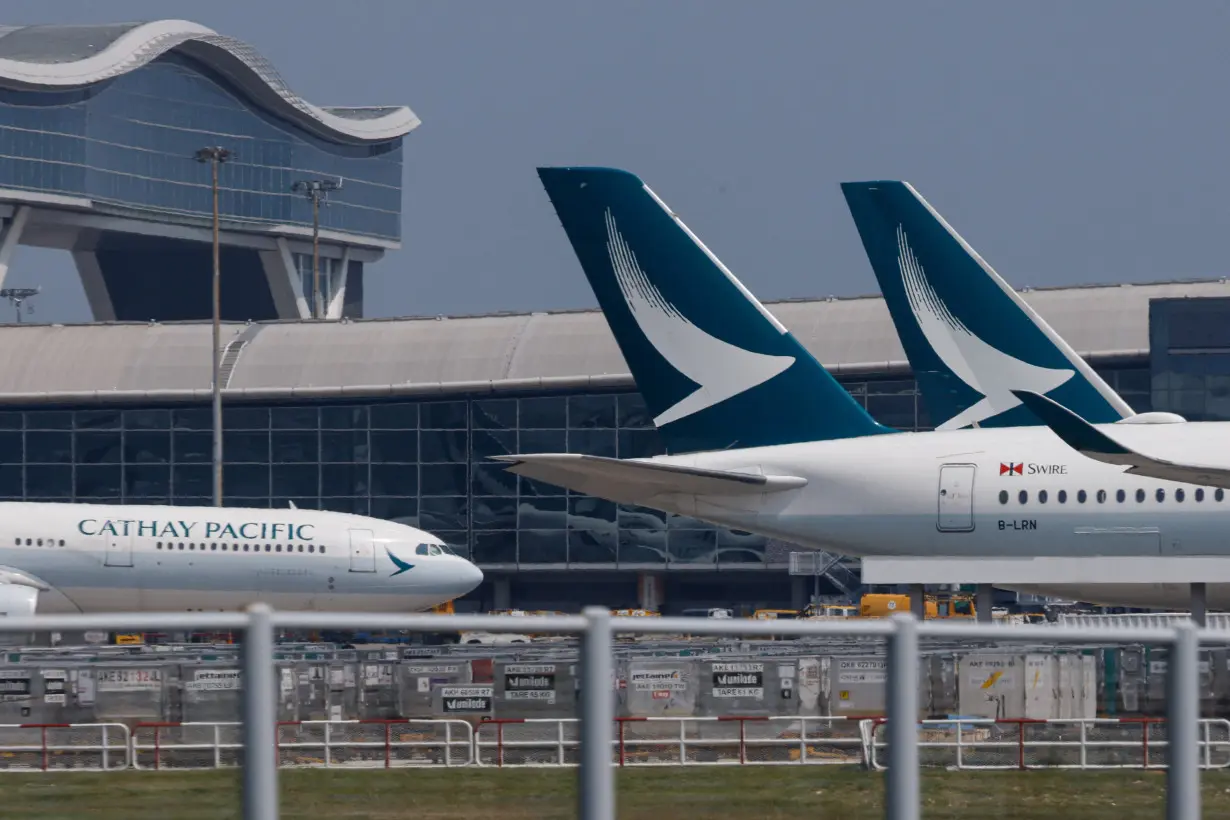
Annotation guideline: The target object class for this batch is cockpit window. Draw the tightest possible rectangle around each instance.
[429,545,443,556]
[416,544,430,556]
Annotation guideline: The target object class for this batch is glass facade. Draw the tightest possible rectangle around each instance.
[0,55,403,242]
[0,367,1150,571]
[1151,297,1230,420]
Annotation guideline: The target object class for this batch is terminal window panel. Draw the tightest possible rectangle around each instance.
[0,58,403,242]
[0,375,1023,568]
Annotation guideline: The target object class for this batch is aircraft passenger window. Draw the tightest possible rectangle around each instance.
[321,546,326,554]
[1077,490,1087,504]
[1218,489,1226,502]
[211,544,217,551]
[265,545,271,553]
[1176,488,1186,503]
[1197,489,1206,502]
[24,538,30,546]
[178,543,185,550]
[1116,490,1125,503]
[1156,489,1166,502]
[1097,490,1107,503]
[416,544,430,555]
[36,539,42,547]
[59,540,64,547]
[1018,490,1028,504]
[275,545,282,553]
[1038,490,1048,504]
[299,545,305,553]
[1136,489,1146,503]
[190,544,196,550]
[1057,490,1068,503]
[308,545,315,553]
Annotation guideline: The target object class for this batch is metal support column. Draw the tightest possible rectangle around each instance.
[1166,621,1200,820]
[886,613,920,820]
[578,606,614,820]
[292,178,342,321]
[1190,583,1207,628]
[908,584,925,619]
[242,604,278,820]
[196,146,230,508]
[976,583,994,623]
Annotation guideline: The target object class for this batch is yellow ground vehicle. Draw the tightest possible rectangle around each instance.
[800,603,858,620]
[746,609,801,639]
[431,601,455,616]
[858,593,977,620]
[749,609,800,621]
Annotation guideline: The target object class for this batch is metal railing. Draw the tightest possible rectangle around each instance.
[0,606,1213,820]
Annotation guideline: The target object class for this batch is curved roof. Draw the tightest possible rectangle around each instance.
[0,277,1219,406]
[0,19,419,144]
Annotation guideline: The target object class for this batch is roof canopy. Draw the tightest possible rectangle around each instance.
[0,278,1217,405]
[0,20,419,144]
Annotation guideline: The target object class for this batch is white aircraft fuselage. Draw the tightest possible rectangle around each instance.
[620,422,1230,608]
[0,502,483,615]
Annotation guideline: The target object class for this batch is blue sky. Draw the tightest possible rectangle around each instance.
[6,1,1230,322]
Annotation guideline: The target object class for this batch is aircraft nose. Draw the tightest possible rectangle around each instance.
[456,560,484,594]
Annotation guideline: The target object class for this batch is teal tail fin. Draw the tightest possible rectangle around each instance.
[538,167,891,454]
[841,181,1132,430]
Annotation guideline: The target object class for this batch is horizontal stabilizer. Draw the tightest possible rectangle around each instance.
[490,453,806,502]
[1013,390,1230,489]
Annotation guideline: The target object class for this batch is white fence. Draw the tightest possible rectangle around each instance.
[865,717,1230,771]
[0,722,130,771]
[130,719,474,770]
[0,606,1214,820]
[2,715,1228,774]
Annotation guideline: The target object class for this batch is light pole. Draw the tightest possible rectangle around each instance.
[196,146,232,508]
[291,178,342,319]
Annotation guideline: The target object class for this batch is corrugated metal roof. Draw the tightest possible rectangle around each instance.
[0,278,1223,404]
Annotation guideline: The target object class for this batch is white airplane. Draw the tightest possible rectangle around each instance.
[0,502,483,616]
[494,167,1230,610]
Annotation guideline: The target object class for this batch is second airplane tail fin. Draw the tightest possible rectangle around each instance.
[841,181,1132,430]
[539,167,891,454]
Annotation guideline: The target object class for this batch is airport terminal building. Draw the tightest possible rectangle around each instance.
[2,20,1230,615]
[0,282,1218,614]
[0,20,415,321]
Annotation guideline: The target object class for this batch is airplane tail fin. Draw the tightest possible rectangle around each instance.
[538,167,890,454]
[841,181,1133,430]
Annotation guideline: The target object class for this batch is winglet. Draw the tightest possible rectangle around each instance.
[1014,389,1230,490]
[1011,390,1131,456]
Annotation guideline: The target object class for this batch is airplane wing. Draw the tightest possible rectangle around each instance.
[1012,389,1230,488]
[490,454,806,504]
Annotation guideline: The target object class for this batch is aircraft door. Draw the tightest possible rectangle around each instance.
[937,464,976,533]
[349,529,376,572]
[104,533,134,567]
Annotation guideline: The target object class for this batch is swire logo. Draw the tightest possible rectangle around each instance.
[999,463,1023,476]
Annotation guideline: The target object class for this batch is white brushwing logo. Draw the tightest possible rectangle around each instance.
[897,226,1073,430]
[605,210,794,426]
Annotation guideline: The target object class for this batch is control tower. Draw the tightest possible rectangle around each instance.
[0,20,418,321]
